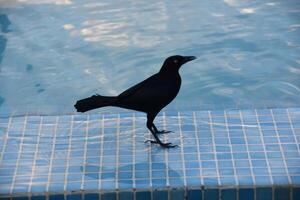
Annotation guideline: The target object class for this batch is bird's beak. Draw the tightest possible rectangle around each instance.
[183,56,197,63]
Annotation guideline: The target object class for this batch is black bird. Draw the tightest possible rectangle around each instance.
[74,55,196,148]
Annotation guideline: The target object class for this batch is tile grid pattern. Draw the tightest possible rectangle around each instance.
[0,108,299,200]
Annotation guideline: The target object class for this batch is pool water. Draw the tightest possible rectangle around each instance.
[0,0,300,115]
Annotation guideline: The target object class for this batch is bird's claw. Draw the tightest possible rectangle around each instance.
[144,140,178,148]
[161,143,178,148]
[156,130,173,134]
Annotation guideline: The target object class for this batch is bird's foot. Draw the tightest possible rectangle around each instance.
[156,130,173,134]
[145,140,178,148]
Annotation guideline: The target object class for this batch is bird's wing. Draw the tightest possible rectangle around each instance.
[118,74,158,100]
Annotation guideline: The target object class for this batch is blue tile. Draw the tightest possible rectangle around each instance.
[293,188,300,200]
[239,188,254,200]
[102,192,116,200]
[252,160,267,168]
[236,168,251,175]
[274,188,290,200]
[283,144,298,151]
[217,153,232,160]
[170,189,185,200]
[218,160,233,168]
[202,169,218,176]
[169,177,184,187]
[203,178,218,186]
[119,192,133,200]
[221,189,237,200]
[49,195,64,200]
[84,193,99,200]
[101,181,116,190]
[67,194,81,200]
[265,144,280,151]
[287,158,300,167]
[219,169,234,176]
[153,190,168,200]
[238,176,253,185]
[253,168,269,175]
[187,189,202,200]
[11,197,29,200]
[31,196,46,200]
[66,182,81,191]
[250,152,265,159]
[256,188,272,200]
[152,179,167,188]
[248,145,264,151]
[271,167,286,174]
[267,152,282,159]
[220,177,236,185]
[135,171,149,179]
[202,161,216,168]
[118,180,133,189]
[186,177,201,186]
[204,189,219,200]
[136,191,151,200]
[230,138,245,144]
[233,152,248,159]
[186,169,200,177]
[136,179,150,188]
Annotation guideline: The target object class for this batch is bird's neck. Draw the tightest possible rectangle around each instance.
[159,64,180,75]
[158,70,180,77]
[158,69,181,80]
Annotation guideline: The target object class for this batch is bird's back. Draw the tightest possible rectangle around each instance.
[116,73,181,113]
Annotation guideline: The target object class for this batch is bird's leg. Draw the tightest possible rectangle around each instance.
[145,113,177,148]
[152,123,173,134]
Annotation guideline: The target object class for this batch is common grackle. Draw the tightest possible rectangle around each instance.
[74,55,196,148]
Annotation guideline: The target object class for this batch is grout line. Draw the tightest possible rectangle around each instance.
[0,171,298,179]
[63,115,74,192]
[270,109,292,185]
[45,116,59,193]
[208,111,221,186]
[132,113,136,200]
[239,110,256,199]
[116,113,120,200]
[162,112,170,187]
[286,108,300,156]
[27,116,44,194]
[98,115,105,191]
[9,116,28,195]
[1,139,298,155]
[192,112,203,186]
[178,112,187,188]
[80,115,89,191]
[224,110,240,199]
[224,110,238,186]
[0,116,12,164]
[0,156,299,170]
[148,128,153,200]
[254,109,273,185]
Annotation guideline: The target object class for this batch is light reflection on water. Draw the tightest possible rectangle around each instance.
[0,0,300,115]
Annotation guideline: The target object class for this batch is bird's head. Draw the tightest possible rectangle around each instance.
[159,55,196,74]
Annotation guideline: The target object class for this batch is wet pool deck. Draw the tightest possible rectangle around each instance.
[0,108,299,200]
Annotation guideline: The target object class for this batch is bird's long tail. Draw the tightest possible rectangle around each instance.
[74,95,117,112]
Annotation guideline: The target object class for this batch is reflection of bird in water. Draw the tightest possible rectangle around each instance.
[75,55,196,148]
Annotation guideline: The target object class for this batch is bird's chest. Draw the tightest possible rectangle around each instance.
[159,80,180,97]
[152,76,181,104]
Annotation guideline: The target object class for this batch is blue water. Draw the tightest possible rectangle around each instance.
[0,0,300,115]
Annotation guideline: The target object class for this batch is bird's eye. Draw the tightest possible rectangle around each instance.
[174,59,178,63]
